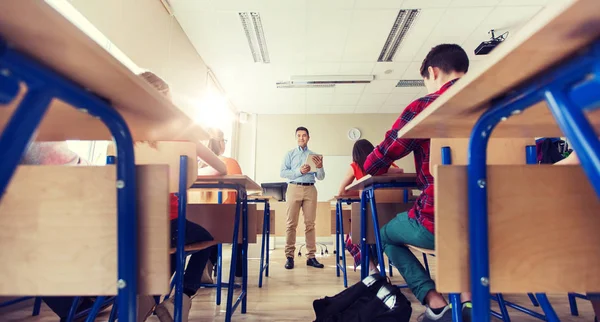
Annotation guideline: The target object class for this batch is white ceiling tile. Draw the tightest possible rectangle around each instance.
[354,0,406,9]
[263,10,307,63]
[329,105,358,114]
[306,63,341,74]
[450,0,500,6]
[307,93,333,106]
[332,93,361,105]
[379,105,405,113]
[372,62,411,80]
[401,61,424,79]
[354,105,381,113]
[429,7,495,37]
[171,0,213,12]
[305,87,335,94]
[306,10,353,62]
[271,63,307,80]
[357,93,389,106]
[339,62,376,74]
[363,80,398,94]
[402,0,453,8]
[342,10,399,62]
[385,93,416,106]
[393,86,424,94]
[335,84,366,94]
[499,0,552,5]
[307,0,356,10]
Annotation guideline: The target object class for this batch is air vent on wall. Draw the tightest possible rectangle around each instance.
[239,12,270,63]
[396,80,425,87]
[378,9,420,62]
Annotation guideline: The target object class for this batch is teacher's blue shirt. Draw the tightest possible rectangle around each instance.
[280,146,325,183]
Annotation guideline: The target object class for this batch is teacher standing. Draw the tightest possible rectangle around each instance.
[280,126,325,269]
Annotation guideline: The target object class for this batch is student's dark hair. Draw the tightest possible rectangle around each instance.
[419,44,469,79]
[296,126,310,137]
[352,139,375,173]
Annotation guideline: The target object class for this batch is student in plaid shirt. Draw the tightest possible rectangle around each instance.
[364,44,471,322]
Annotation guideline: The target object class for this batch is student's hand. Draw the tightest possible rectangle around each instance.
[313,155,323,169]
[300,164,311,174]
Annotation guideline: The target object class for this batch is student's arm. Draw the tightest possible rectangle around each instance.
[337,167,355,196]
[280,151,302,180]
[364,101,423,175]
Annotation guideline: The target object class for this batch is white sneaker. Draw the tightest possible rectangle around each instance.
[137,295,156,322]
[154,294,191,322]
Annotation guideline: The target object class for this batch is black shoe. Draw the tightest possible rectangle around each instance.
[307,258,324,268]
[285,257,294,269]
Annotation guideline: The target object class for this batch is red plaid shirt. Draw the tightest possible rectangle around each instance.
[364,79,458,234]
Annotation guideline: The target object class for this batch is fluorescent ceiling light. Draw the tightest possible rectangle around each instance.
[378,9,420,62]
[239,12,270,63]
[289,75,374,84]
[396,79,425,87]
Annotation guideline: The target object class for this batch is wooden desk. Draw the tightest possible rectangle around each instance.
[345,173,418,191]
[192,175,262,192]
[395,0,600,139]
[0,2,226,174]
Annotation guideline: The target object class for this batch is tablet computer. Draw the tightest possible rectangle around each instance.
[304,154,323,171]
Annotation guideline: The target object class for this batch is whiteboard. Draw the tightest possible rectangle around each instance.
[314,155,352,202]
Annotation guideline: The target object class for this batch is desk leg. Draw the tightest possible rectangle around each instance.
[174,156,188,322]
[360,191,369,280]
[259,204,267,288]
[335,201,341,278]
[265,202,271,277]
[242,193,249,314]
[216,244,222,306]
[367,188,386,278]
[338,201,348,288]
[225,193,242,322]
[535,294,559,322]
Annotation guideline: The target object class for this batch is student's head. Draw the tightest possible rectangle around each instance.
[207,127,226,156]
[420,44,469,94]
[352,139,375,173]
[138,71,172,101]
[296,126,310,148]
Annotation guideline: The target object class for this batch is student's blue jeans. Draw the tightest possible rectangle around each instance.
[380,211,436,304]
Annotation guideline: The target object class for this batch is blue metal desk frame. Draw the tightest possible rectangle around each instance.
[334,197,360,288]
[247,197,272,288]
[0,40,139,321]
[466,40,600,322]
[190,181,249,322]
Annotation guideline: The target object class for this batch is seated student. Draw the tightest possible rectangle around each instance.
[555,151,600,322]
[196,127,245,283]
[337,139,404,274]
[138,71,216,322]
[21,142,95,322]
[363,44,471,322]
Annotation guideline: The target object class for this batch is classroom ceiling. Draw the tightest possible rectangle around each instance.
[170,0,556,115]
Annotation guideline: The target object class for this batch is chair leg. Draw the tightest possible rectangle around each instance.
[449,293,463,322]
[108,301,118,322]
[535,293,559,322]
[422,253,431,278]
[66,297,82,322]
[496,294,512,322]
[216,243,223,306]
[388,261,393,277]
[32,297,42,316]
[528,293,540,307]
[568,293,579,316]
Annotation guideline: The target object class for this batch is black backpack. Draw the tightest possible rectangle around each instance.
[313,274,412,322]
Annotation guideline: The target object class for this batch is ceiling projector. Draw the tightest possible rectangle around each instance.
[475,29,508,55]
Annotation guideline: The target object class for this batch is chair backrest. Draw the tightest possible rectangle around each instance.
[108,141,197,193]
[0,165,170,296]
[186,204,258,244]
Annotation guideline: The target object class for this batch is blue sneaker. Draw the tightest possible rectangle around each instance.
[419,305,453,322]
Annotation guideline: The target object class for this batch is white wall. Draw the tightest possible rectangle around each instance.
[237,113,416,199]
